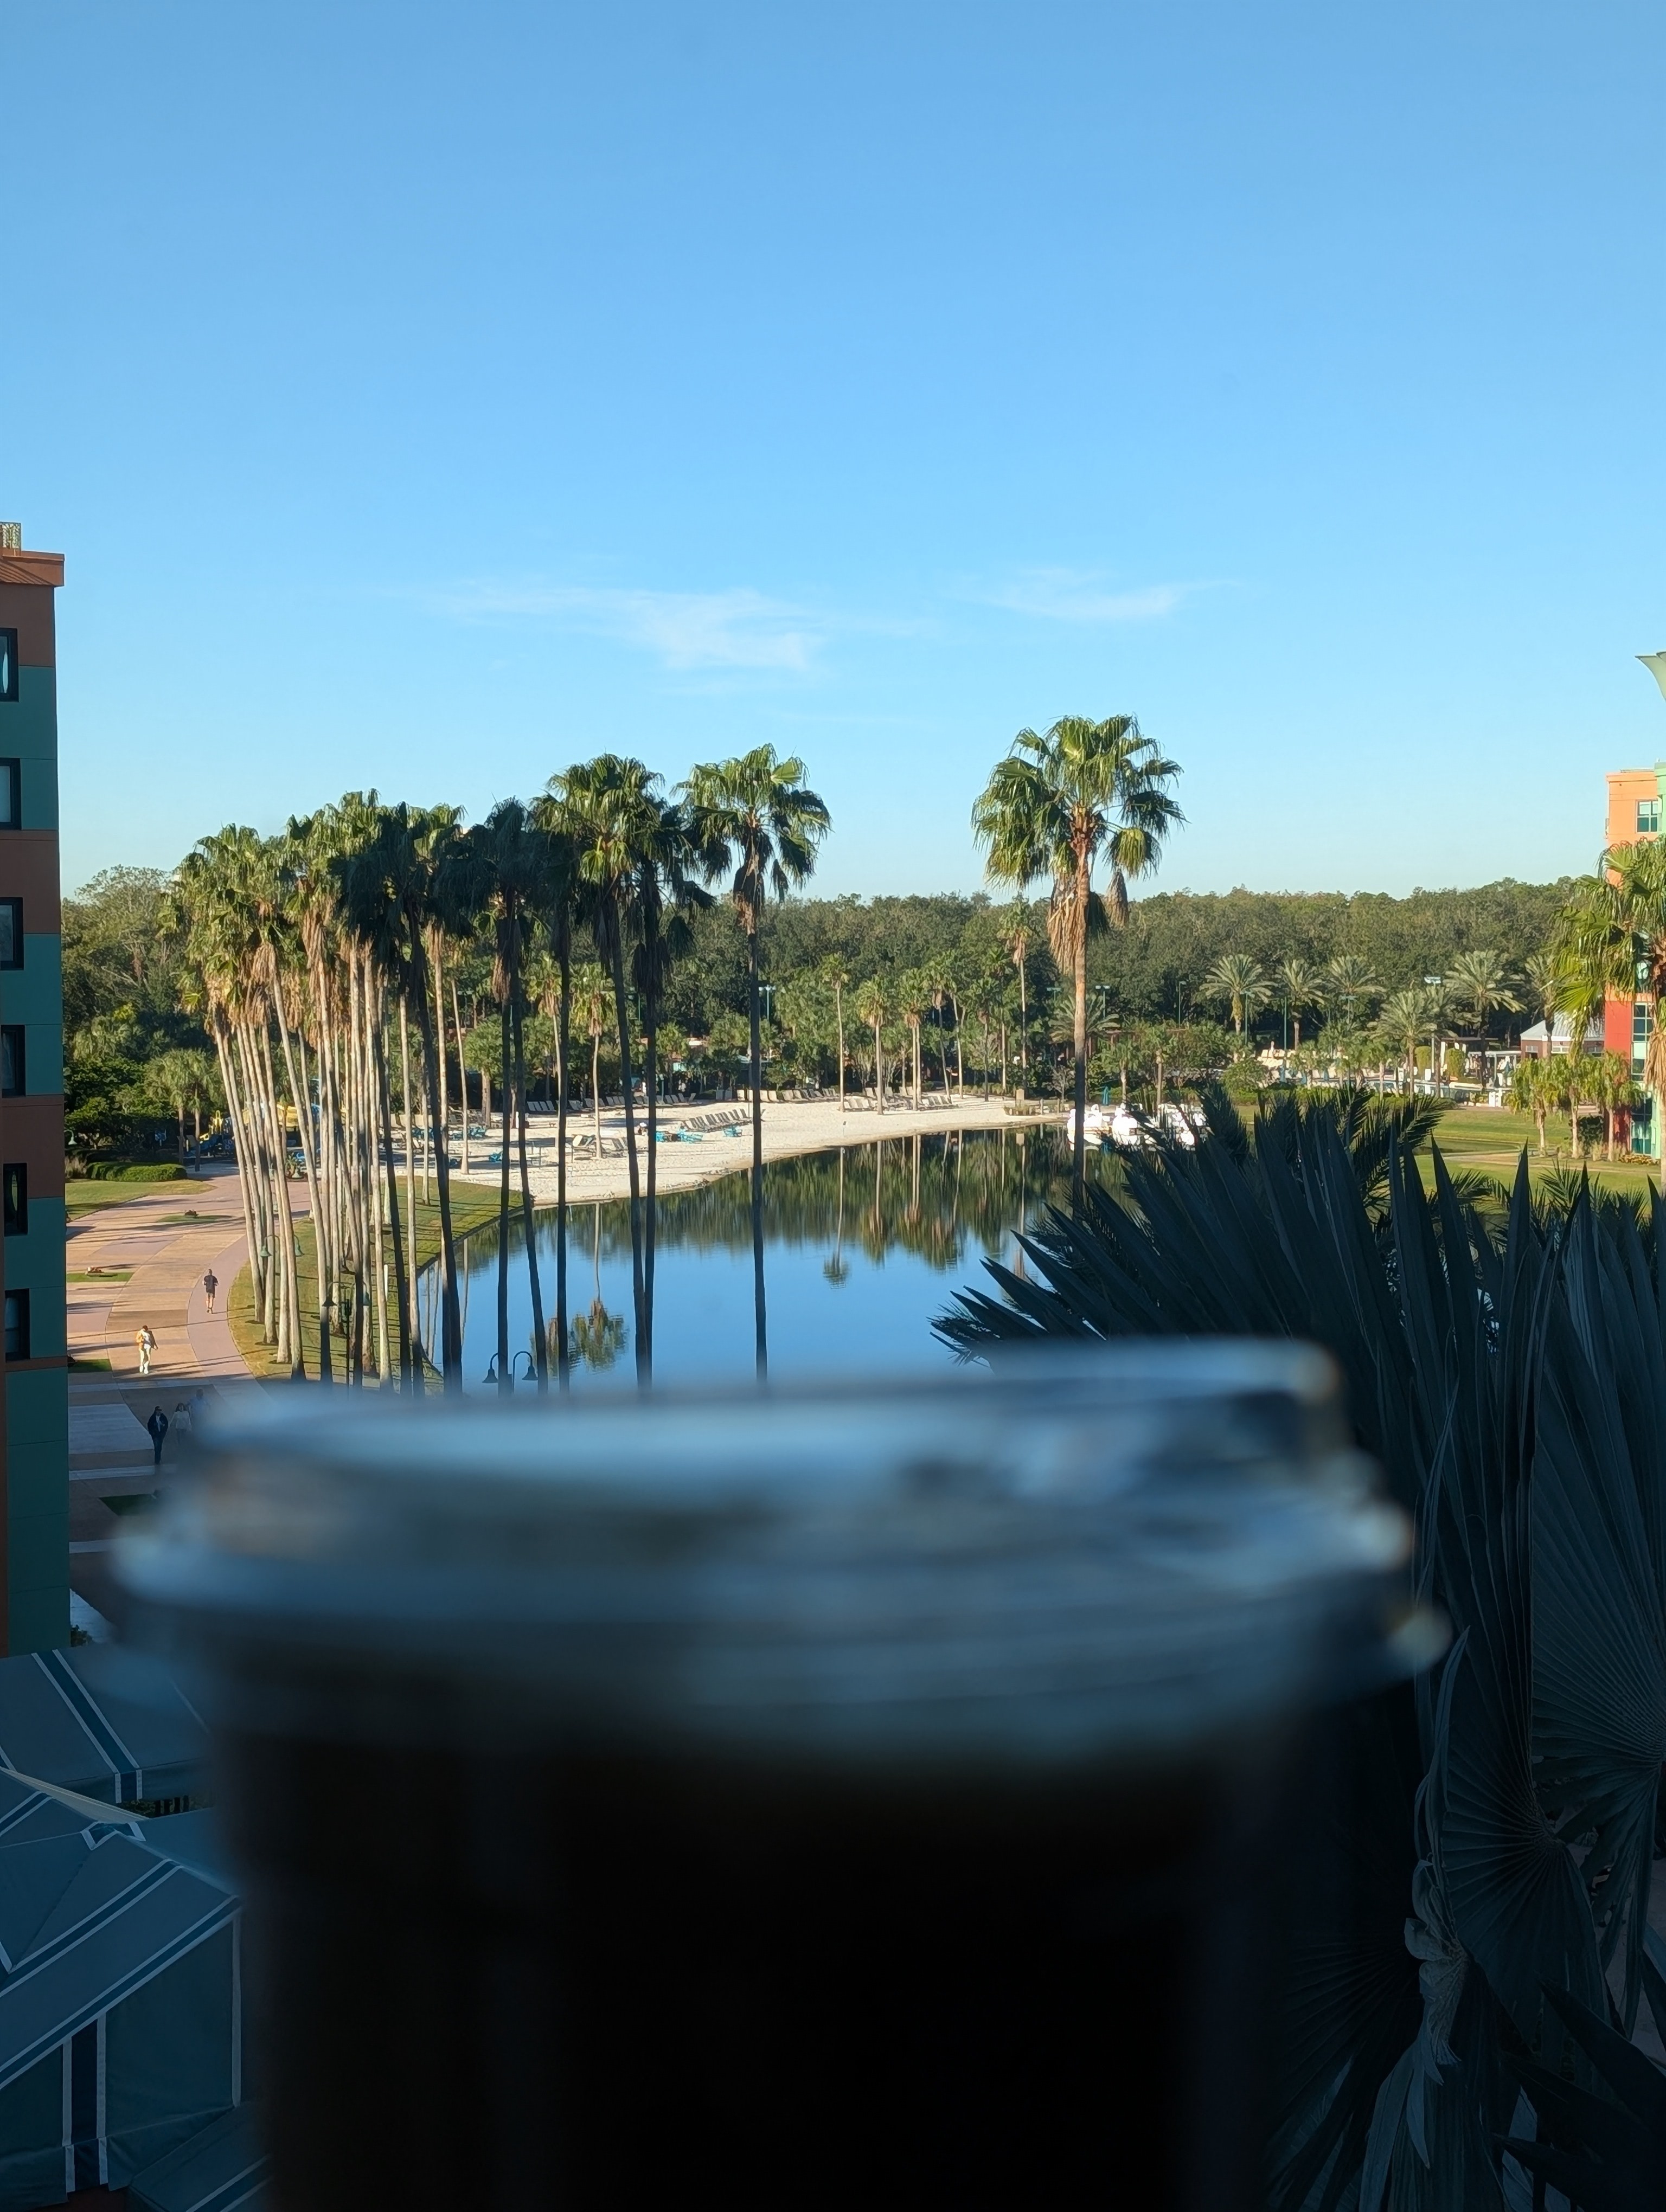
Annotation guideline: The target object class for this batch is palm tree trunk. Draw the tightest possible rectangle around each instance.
[399,998,419,1386]
[642,947,659,1385]
[451,970,470,1175]
[496,988,513,1393]
[555,941,571,1391]
[410,935,463,1387]
[259,1024,303,1377]
[747,914,767,1380]
[213,1021,261,1332]
[371,1004,412,1392]
[1071,856,1089,1212]
[835,981,845,1110]
[273,991,330,1382]
[364,966,389,1385]
[605,934,647,1378]
[512,958,547,1391]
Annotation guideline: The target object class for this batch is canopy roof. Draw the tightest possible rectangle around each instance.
[0,1644,206,1805]
[0,1824,235,2094]
[128,2101,271,2211]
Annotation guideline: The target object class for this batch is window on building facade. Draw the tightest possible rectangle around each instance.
[0,901,20,969]
[1639,798,1661,835]
[0,762,18,829]
[4,1290,29,1361]
[0,632,15,706]
[0,1028,22,1097]
[3,1165,26,1237]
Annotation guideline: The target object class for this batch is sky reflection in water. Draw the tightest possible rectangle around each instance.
[429,1126,1088,1391]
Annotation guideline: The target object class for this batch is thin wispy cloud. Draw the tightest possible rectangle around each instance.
[984,571,1194,625]
[432,581,824,672]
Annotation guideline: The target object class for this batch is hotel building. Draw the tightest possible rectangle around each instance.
[0,526,67,1652]
[1603,762,1664,1156]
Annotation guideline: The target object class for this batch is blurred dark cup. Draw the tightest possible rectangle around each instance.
[120,1345,1425,2211]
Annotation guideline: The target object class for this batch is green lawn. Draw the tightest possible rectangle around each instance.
[1428,1104,1656,1195]
[228,1182,504,1381]
[65,1179,204,1216]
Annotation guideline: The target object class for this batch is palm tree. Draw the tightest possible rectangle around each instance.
[334,802,470,1387]
[1447,948,1521,1039]
[1273,956,1321,1052]
[972,716,1182,1207]
[683,745,831,1379]
[856,978,887,1112]
[1509,1052,1556,1152]
[1521,948,1561,1034]
[1319,954,1380,1031]
[819,956,851,1107]
[570,964,612,1155]
[143,1047,219,1165]
[1590,1049,1641,1162]
[1005,910,1034,1084]
[895,970,929,1105]
[630,796,709,1374]
[1203,952,1268,1038]
[1376,985,1434,1089]
[465,800,554,1394]
[543,757,665,1380]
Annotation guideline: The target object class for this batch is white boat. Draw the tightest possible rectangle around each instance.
[1066,1104,1151,1148]
[1066,1101,1204,1150]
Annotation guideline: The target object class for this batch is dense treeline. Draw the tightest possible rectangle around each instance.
[1085,878,1572,1028]
[62,869,1568,1131]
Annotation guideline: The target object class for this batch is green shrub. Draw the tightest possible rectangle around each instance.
[80,1161,187,1183]
[941,1089,1666,2206]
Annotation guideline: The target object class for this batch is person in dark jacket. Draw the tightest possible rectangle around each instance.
[145,1405,169,1468]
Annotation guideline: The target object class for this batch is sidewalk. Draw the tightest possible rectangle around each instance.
[66,1166,303,1382]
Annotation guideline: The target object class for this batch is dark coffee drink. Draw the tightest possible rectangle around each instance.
[121,1346,1419,2211]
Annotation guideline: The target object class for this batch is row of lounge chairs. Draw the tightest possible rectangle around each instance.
[843,1090,960,1111]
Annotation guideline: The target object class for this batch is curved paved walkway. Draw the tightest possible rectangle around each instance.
[66,1167,308,1381]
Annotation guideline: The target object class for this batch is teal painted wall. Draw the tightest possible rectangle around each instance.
[1,631,66,1656]
[0,938,62,1031]
[4,1201,66,1356]
[4,1368,68,1656]
[14,1021,61,1099]
[1,673,59,831]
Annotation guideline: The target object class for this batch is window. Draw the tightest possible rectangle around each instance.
[0,762,17,829]
[3,1291,28,1361]
[3,1166,25,1237]
[1639,798,1661,835]
[0,633,14,706]
[0,902,20,969]
[0,1029,22,1097]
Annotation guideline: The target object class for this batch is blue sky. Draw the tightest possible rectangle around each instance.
[8,1,1665,900]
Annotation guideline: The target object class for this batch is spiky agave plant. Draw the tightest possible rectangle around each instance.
[939,1094,1666,2209]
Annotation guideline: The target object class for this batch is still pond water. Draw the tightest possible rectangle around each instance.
[424,1127,1091,1390]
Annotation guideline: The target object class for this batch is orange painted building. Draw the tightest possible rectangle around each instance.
[1602,764,1665,1148]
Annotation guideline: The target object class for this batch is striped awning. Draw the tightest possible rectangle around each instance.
[0,1830,236,2093]
[0,1645,207,1805]
[129,2103,271,2212]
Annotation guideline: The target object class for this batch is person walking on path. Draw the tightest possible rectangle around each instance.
[145,1405,168,1468]
[202,1269,218,1316]
[135,1325,156,1377]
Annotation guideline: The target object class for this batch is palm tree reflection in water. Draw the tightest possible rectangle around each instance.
[438,1129,1092,1386]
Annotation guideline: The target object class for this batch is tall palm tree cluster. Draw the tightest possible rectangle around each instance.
[163,747,830,1392]
[1197,944,1527,1080]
